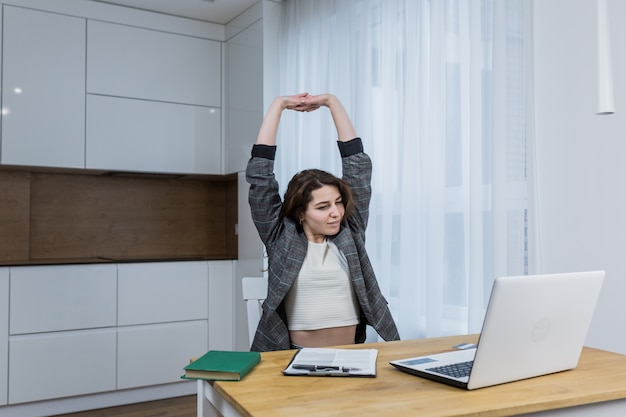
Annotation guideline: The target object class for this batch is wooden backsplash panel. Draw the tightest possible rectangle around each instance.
[28,172,237,261]
[225,173,238,257]
[0,171,30,262]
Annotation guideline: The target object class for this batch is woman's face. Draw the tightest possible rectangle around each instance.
[300,185,345,243]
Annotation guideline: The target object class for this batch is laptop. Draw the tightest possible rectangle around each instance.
[389,270,605,390]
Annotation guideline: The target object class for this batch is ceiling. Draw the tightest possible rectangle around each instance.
[90,0,259,25]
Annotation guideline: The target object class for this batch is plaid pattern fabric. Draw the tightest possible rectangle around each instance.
[246,139,400,352]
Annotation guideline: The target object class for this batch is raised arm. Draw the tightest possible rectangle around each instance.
[255,92,318,146]
[302,94,357,142]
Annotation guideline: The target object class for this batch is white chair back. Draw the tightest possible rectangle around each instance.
[242,276,268,347]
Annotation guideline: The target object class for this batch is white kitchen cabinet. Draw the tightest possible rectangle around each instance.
[117,261,209,326]
[86,95,221,174]
[117,321,208,389]
[225,20,263,174]
[9,264,117,335]
[0,268,8,406]
[5,260,234,406]
[117,260,233,388]
[87,20,220,107]
[9,329,117,404]
[208,260,235,350]
[1,6,85,169]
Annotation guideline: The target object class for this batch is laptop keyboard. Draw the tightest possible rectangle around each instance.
[427,361,474,378]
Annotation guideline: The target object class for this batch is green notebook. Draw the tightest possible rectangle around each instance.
[182,350,261,381]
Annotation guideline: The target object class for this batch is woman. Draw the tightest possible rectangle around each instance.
[246,92,400,351]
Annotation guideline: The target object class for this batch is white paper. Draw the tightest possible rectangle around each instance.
[283,347,378,377]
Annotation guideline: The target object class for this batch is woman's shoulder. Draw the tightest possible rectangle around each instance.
[264,217,305,248]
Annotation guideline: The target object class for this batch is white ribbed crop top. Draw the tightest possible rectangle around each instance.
[284,240,359,331]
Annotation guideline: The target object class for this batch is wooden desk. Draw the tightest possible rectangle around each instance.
[197,335,626,417]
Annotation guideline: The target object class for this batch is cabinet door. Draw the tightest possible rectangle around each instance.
[225,20,263,174]
[209,261,235,350]
[86,95,221,174]
[0,269,8,406]
[9,265,117,335]
[118,261,209,326]
[117,321,208,389]
[87,20,221,107]
[1,6,85,169]
[9,329,116,404]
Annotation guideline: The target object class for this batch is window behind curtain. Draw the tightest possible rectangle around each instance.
[275,0,533,340]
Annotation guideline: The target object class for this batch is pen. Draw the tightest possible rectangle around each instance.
[292,364,361,372]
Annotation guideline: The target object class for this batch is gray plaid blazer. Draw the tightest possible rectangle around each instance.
[246,138,400,352]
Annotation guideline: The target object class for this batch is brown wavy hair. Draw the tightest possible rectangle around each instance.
[281,169,355,227]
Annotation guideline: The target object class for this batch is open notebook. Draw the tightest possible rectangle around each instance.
[390,271,605,390]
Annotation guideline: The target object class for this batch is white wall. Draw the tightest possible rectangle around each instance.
[533,0,626,354]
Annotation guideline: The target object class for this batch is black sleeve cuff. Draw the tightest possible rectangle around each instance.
[251,144,277,160]
[337,137,363,157]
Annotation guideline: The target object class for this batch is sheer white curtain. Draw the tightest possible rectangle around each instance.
[274,0,534,339]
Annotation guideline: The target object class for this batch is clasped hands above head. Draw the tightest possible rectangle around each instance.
[282,92,332,113]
